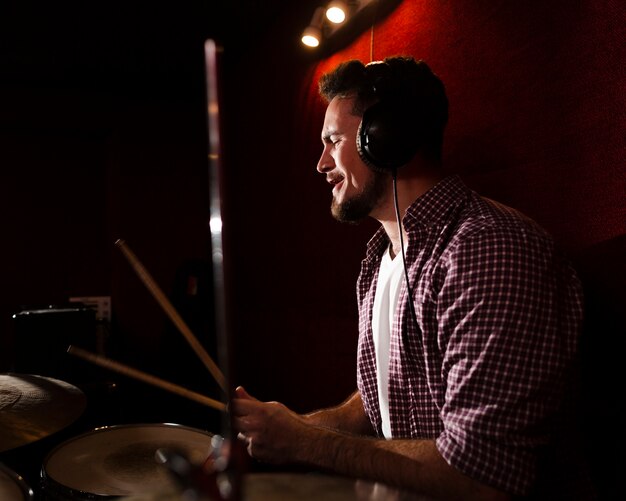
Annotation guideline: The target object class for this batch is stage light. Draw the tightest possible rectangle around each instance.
[302,26,322,47]
[326,1,348,24]
[301,7,325,48]
[302,0,392,50]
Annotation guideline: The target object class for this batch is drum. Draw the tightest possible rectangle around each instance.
[119,473,430,501]
[0,463,34,500]
[41,423,213,500]
[242,473,426,501]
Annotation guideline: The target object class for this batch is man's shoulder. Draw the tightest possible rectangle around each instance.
[457,192,551,241]
[441,191,557,264]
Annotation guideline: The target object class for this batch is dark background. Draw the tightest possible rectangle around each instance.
[0,0,331,408]
[1,0,624,497]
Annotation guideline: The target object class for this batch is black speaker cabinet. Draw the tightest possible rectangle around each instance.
[12,305,97,385]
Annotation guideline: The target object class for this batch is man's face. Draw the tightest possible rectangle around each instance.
[317,96,388,222]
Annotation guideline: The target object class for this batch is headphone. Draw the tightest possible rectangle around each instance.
[356,100,423,173]
[356,62,431,173]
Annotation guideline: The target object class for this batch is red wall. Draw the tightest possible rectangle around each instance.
[306,0,625,252]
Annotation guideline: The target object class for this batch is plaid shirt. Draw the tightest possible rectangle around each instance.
[356,176,584,496]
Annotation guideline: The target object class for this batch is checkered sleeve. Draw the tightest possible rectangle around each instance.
[433,224,583,495]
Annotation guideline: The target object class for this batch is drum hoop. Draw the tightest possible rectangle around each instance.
[40,423,213,499]
[0,463,34,500]
[42,422,212,464]
[40,468,110,500]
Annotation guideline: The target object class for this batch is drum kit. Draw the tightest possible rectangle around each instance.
[0,235,236,500]
[0,372,424,501]
[0,373,222,500]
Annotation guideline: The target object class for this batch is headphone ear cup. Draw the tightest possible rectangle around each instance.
[357,101,420,172]
[356,120,385,173]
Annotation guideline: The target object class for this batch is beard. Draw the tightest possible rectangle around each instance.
[331,170,388,223]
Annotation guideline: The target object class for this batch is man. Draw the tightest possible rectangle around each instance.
[232,57,588,499]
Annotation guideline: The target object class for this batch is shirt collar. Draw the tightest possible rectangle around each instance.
[402,175,469,230]
[364,175,469,260]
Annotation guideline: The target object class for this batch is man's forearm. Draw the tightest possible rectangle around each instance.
[294,427,510,501]
[302,390,374,436]
[232,388,509,499]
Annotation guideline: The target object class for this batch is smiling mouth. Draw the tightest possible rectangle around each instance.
[327,175,345,193]
[332,180,344,194]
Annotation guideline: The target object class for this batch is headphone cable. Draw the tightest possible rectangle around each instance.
[392,171,419,331]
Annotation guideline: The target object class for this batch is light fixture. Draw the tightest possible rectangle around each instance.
[301,0,398,50]
[302,27,322,47]
[326,1,348,24]
[301,7,325,48]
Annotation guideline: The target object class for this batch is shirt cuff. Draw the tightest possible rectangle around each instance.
[435,427,537,496]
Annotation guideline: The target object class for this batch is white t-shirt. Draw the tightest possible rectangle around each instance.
[371,245,406,438]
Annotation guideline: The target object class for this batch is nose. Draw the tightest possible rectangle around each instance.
[316,145,334,174]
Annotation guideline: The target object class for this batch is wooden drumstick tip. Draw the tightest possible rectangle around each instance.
[114,238,126,247]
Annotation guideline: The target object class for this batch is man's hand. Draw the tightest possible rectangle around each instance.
[231,386,309,463]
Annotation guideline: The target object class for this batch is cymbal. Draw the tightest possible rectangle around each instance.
[0,373,86,453]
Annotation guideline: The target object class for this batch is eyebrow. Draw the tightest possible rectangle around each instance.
[321,128,338,143]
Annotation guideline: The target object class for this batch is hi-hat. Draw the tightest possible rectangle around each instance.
[0,373,86,452]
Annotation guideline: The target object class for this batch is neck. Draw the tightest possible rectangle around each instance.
[373,166,443,257]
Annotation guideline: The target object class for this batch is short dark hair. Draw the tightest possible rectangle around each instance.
[319,56,448,161]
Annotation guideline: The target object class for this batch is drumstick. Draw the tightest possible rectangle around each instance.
[67,346,227,412]
[115,239,226,393]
